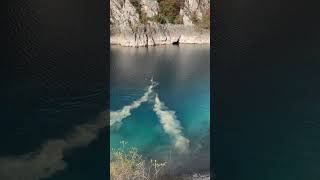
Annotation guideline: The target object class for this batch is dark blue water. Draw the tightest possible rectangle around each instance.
[2,0,108,179]
[214,0,320,178]
[214,62,320,180]
[110,45,210,174]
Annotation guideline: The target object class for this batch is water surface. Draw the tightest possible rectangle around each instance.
[2,0,107,179]
[110,44,210,174]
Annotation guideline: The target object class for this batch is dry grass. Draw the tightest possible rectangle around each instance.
[111,141,167,180]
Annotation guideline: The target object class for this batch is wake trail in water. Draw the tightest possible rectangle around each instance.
[110,78,156,126]
[153,94,190,154]
[0,111,107,180]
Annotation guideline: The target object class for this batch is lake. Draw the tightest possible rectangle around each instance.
[213,0,320,178]
[2,0,107,179]
[213,61,320,180]
[110,44,211,175]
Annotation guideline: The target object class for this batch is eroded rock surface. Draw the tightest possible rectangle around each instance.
[110,0,210,47]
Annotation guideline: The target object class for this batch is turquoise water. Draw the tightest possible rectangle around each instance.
[110,45,210,174]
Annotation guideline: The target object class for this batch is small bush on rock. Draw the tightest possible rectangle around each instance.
[157,0,181,24]
[110,141,167,180]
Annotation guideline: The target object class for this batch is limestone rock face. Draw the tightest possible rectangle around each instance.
[111,24,209,47]
[110,0,210,47]
[110,0,139,32]
[141,0,159,18]
[180,0,210,26]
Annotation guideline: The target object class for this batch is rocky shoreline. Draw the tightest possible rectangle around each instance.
[111,0,210,47]
[181,173,211,180]
[111,24,210,47]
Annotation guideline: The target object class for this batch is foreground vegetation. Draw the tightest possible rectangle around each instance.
[110,141,212,180]
[111,141,167,180]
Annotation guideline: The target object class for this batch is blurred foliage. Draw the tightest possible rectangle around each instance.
[130,0,147,24]
[200,7,210,29]
[157,0,182,24]
[111,141,167,180]
[174,15,183,24]
[192,8,210,29]
[130,0,210,28]
[190,11,199,24]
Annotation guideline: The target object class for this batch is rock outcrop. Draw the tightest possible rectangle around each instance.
[141,0,159,18]
[110,0,210,47]
[180,0,210,25]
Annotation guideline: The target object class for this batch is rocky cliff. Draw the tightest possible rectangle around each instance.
[110,0,210,47]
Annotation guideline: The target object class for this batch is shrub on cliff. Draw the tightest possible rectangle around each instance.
[200,7,210,29]
[157,0,181,24]
[130,0,148,24]
[190,11,199,24]
[192,8,210,29]
[174,15,183,24]
[130,0,142,15]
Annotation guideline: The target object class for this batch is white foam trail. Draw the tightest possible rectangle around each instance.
[153,94,190,154]
[0,111,107,180]
[110,79,155,126]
